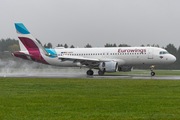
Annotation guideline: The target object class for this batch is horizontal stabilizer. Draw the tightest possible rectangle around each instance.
[13,51,32,56]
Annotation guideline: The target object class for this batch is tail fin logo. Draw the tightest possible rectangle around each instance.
[15,23,30,34]
[14,23,49,64]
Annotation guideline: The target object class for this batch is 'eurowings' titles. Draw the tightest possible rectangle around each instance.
[118,48,146,53]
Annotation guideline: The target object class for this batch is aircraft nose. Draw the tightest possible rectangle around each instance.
[170,55,176,63]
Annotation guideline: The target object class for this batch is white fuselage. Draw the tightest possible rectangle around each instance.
[42,47,176,67]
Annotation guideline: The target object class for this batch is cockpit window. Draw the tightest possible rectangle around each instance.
[159,51,169,54]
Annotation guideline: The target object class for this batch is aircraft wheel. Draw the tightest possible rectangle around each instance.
[151,72,155,76]
[98,70,104,75]
[87,70,94,75]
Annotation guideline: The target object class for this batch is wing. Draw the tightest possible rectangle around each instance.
[58,56,111,67]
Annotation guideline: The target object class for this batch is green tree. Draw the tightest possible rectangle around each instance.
[84,43,92,48]
[151,44,160,47]
[57,44,63,47]
[113,43,117,47]
[165,44,178,69]
[147,44,151,47]
[104,43,112,47]
[44,43,52,48]
[118,44,131,47]
[177,46,180,69]
[165,44,177,55]
[47,43,52,48]
[0,47,2,56]
[64,44,68,48]
[0,38,19,52]
[70,45,75,48]
[8,44,20,52]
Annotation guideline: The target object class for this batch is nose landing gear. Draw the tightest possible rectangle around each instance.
[150,65,155,76]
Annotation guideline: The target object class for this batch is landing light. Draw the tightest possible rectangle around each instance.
[151,65,155,68]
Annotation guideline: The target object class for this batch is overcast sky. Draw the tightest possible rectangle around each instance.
[0,0,180,48]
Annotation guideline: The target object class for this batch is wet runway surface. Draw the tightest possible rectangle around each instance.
[1,73,180,80]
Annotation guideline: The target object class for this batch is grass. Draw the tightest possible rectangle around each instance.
[0,78,180,119]
[106,70,180,76]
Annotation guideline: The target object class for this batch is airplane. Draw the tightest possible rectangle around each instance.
[12,23,176,76]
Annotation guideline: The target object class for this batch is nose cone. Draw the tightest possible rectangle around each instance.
[170,55,176,63]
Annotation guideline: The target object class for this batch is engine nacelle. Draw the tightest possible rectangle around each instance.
[118,66,132,72]
[99,61,118,72]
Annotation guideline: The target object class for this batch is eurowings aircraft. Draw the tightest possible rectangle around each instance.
[12,23,176,76]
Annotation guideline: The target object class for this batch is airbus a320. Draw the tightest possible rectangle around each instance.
[12,23,176,76]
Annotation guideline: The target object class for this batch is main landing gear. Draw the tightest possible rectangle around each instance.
[150,65,155,76]
[86,70,105,76]
[87,70,94,75]
[98,70,104,76]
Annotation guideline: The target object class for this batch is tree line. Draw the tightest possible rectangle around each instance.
[0,38,180,70]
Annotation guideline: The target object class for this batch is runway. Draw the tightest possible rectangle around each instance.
[1,73,180,80]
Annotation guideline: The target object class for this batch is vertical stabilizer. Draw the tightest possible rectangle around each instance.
[14,23,49,55]
[14,23,49,64]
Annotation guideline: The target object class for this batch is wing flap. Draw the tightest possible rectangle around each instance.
[58,56,100,62]
[58,56,116,67]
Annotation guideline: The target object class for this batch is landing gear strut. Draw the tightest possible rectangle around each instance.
[150,65,155,76]
[98,70,104,75]
[87,70,94,75]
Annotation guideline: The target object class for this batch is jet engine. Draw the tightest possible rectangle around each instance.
[118,66,132,72]
[99,61,118,72]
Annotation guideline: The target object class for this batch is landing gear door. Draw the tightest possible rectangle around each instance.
[148,48,153,59]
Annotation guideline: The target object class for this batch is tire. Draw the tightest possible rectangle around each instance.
[98,70,104,75]
[151,72,155,76]
[87,70,94,75]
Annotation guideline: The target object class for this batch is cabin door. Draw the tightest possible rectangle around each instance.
[148,48,154,59]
